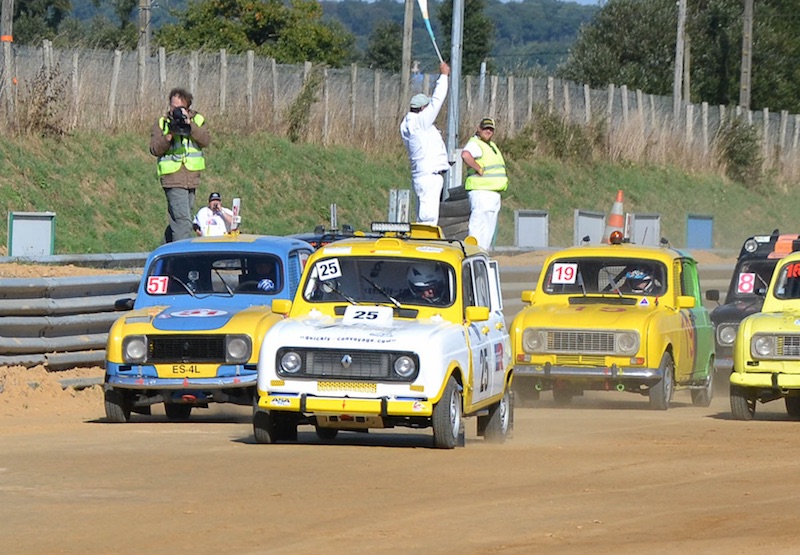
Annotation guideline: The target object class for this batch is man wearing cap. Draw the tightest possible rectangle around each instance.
[193,192,233,237]
[400,62,451,225]
[461,117,508,250]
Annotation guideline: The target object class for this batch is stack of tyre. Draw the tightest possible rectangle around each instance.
[438,186,470,240]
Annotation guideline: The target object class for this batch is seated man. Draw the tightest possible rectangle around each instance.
[238,259,278,292]
[623,267,658,295]
[402,262,447,305]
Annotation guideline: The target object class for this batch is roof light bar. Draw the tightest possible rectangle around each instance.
[371,222,411,233]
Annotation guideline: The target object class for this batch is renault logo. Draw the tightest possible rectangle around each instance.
[341,354,353,368]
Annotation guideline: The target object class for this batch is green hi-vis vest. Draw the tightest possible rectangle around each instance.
[157,114,206,177]
[464,136,508,192]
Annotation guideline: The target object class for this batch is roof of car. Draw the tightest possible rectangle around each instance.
[541,242,694,265]
[311,234,486,264]
[145,234,314,260]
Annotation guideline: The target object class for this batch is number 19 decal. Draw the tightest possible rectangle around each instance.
[552,263,577,284]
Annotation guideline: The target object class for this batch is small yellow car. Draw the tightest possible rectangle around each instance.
[254,223,513,448]
[731,248,800,420]
[510,233,715,409]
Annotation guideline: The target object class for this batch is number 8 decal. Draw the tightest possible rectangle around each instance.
[737,272,755,294]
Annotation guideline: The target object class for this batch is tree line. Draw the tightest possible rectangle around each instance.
[7,0,800,113]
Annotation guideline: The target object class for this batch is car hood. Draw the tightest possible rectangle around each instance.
[270,312,455,348]
[521,301,660,328]
[127,298,271,332]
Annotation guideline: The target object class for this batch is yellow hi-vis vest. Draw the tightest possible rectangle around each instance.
[464,136,508,192]
[157,114,206,177]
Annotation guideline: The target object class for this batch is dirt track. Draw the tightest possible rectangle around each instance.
[2,383,800,555]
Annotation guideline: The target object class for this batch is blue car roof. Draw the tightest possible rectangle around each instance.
[143,234,314,262]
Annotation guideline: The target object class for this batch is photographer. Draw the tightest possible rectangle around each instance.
[193,192,233,237]
[150,87,211,243]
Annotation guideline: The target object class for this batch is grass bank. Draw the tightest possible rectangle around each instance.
[0,129,793,255]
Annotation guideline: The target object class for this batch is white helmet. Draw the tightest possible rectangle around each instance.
[407,263,445,301]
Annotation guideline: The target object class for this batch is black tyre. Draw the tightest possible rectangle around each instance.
[512,381,540,408]
[438,198,471,218]
[104,389,132,423]
[481,388,513,443]
[649,352,674,410]
[315,426,339,441]
[730,384,756,420]
[690,366,714,407]
[437,215,469,229]
[432,376,462,449]
[253,410,278,444]
[441,221,470,240]
[164,403,192,421]
[445,185,468,201]
[785,397,800,419]
[552,386,574,406]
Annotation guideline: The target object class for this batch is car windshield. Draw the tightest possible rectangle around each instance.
[301,256,455,308]
[145,253,282,296]
[542,257,668,297]
[728,259,777,298]
[772,260,800,300]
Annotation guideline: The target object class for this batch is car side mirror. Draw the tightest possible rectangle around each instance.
[521,290,535,303]
[465,306,490,322]
[271,299,292,315]
[677,295,696,309]
[705,289,720,302]
[114,298,134,311]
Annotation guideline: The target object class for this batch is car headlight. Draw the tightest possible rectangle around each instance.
[752,335,776,358]
[616,332,639,355]
[522,328,546,353]
[122,335,147,364]
[225,335,251,364]
[717,325,737,347]
[280,351,302,374]
[393,355,416,378]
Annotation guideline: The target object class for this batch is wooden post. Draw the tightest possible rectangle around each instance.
[71,52,79,129]
[606,83,615,121]
[490,75,498,120]
[685,102,693,147]
[739,0,753,109]
[190,51,199,100]
[673,0,687,119]
[246,50,254,124]
[322,67,329,146]
[636,89,644,126]
[158,47,166,98]
[350,63,357,131]
[507,74,514,136]
[620,84,628,125]
[584,84,591,125]
[270,58,277,124]
[563,82,570,121]
[137,45,146,113]
[400,0,413,117]
[762,107,769,165]
[373,70,380,139]
[108,50,122,122]
[547,76,554,115]
[1,0,14,118]
[527,76,533,124]
[702,102,709,155]
[219,49,227,114]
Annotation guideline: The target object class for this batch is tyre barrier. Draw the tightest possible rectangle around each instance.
[0,274,140,370]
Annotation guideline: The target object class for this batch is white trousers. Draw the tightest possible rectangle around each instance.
[412,172,444,225]
[468,189,502,249]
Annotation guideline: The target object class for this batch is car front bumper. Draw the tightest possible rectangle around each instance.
[731,371,800,389]
[261,393,433,417]
[514,362,661,382]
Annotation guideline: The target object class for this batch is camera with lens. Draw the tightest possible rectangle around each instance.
[168,107,192,137]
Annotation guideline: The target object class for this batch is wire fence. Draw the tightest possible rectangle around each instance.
[2,43,799,181]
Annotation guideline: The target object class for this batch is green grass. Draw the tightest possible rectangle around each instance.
[0,129,795,255]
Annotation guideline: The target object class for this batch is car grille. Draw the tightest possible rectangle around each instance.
[547,331,616,354]
[778,336,800,357]
[149,335,226,363]
[277,348,418,382]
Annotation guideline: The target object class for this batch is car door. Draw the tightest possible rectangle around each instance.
[680,258,714,380]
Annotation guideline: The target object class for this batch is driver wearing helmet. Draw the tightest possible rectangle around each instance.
[405,262,446,304]
[624,268,655,294]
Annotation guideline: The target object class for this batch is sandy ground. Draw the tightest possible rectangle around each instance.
[5,254,781,555]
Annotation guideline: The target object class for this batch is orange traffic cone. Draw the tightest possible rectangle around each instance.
[602,189,625,243]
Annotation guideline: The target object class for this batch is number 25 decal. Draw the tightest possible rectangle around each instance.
[315,258,342,281]
[352,310,379,320]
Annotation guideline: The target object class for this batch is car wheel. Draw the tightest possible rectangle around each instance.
[104,389,132,423]
[512,381,540,408]
[552,385,574,406]
[253,411,277,444]
[649,352,674,410]
[164,403,192,421]
[690,367,714,408]
[481,388,513,443]
[730,384,756,421]
[785,397,800,419]
[315,426,339,441]
[432,376,462,449]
